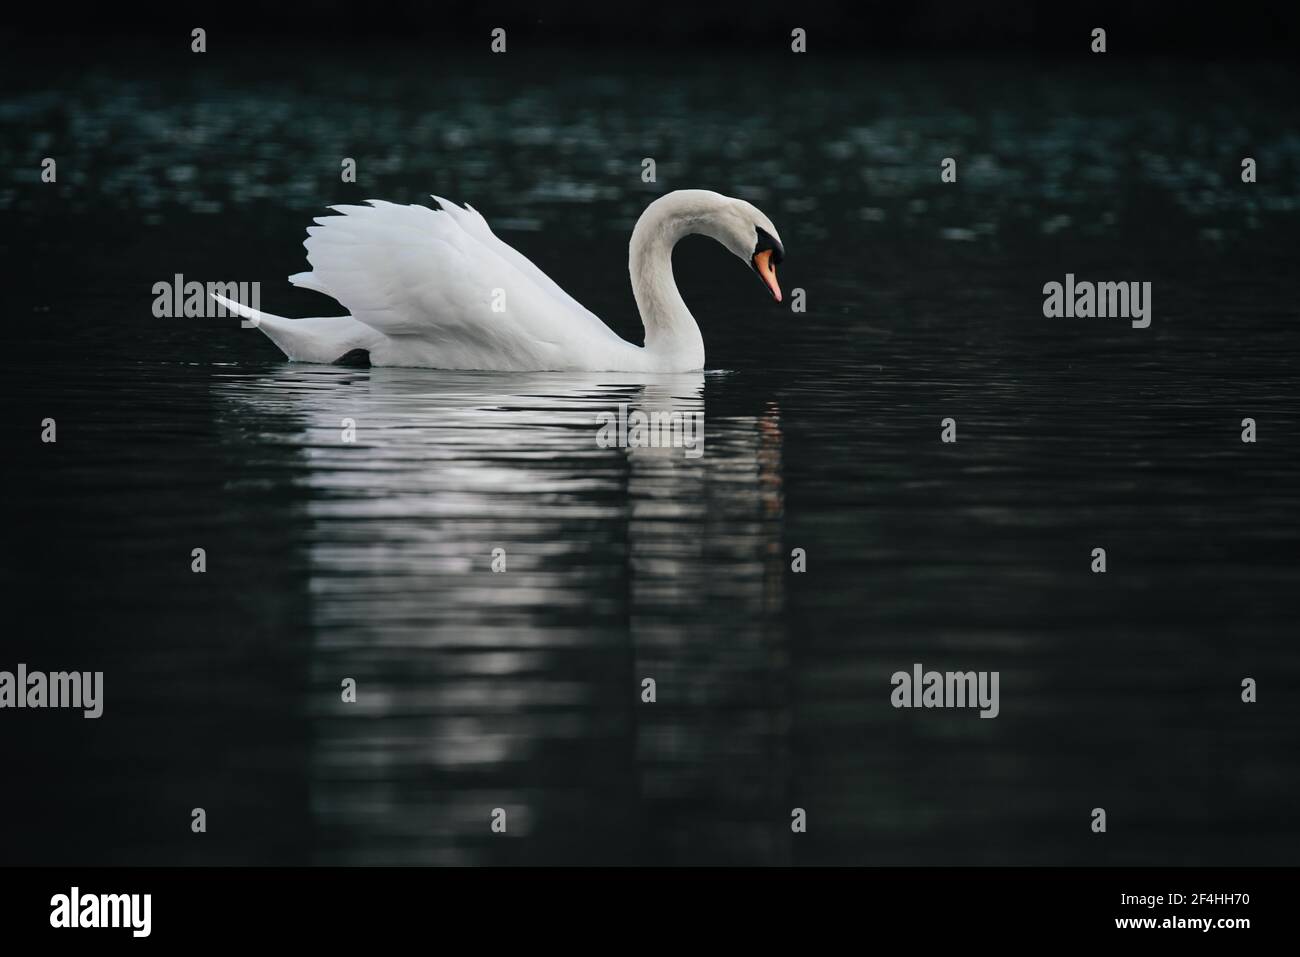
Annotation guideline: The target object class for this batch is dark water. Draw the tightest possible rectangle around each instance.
[3,46,1298,865]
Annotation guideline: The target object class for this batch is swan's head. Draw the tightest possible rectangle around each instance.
[633,190,786,307]
[708,197,786,303]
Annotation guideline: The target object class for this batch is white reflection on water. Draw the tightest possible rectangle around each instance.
[215,365,790,864]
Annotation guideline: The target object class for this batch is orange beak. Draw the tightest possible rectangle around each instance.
[752,248,782,303]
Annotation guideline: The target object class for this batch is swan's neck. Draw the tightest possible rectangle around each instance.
[629,194,712,369]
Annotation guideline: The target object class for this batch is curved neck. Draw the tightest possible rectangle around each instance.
[629,191,722,367]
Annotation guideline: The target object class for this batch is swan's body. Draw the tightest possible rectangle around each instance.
[214,189,784,372]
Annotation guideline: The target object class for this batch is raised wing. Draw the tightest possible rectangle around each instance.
[288,198,627,370]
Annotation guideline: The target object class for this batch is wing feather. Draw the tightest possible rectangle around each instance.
[287,199,626,370]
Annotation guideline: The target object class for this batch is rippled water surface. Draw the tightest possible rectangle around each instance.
[3,46,1298,865]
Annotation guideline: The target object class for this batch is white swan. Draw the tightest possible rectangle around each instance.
[212,189,784,373]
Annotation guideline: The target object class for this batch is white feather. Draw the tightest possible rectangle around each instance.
[227,190,783,372]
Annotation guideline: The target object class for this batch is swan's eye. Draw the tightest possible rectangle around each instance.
[754,226,784,265]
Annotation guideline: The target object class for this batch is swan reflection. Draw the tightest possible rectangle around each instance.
[214,365,789,864]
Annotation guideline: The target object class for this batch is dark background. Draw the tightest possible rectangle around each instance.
[5,0,1300,53]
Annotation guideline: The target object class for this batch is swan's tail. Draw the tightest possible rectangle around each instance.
[211,293,383,364]
[211,292,271,328]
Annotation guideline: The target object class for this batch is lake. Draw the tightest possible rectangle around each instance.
[3,44,1298,865]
